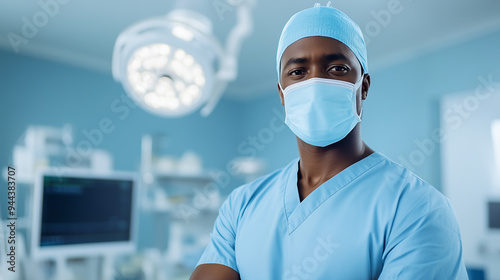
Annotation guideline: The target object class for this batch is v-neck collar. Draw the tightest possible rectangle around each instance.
[283,152,385,234]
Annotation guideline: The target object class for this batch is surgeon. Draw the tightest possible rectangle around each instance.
[190,4,468,280]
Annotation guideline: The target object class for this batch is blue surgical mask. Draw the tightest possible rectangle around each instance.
[279,77,363,147]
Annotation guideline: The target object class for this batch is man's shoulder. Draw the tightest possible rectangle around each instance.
[373,153,436,189]
[372,153,460,231]
[359,153,463,246]
[229,157,298,200]
[218,157,298,225]
[369,153,451,209]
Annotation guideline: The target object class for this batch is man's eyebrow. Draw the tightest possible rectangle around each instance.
[283,57,308,70]
[323,53,349,62]
[282,53,350,70]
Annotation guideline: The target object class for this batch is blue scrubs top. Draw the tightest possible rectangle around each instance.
[196,152,468,279]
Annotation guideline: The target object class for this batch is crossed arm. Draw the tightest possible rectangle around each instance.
[189,264,240,280]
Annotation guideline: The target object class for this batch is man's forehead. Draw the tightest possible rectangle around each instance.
[281,37,359,67]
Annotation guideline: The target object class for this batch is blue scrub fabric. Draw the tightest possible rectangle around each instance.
[196,152,468,279]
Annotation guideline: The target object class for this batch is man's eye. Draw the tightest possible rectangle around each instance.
[289,69,305,76]
[329,65,348,72]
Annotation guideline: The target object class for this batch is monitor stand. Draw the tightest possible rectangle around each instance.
[52,257,75,280]
[101,253,115,280]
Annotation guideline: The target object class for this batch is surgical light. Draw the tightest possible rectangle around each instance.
[112,4,254,117]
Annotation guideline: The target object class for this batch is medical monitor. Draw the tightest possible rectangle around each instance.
[489,201,500,229]
[31,169,139,259]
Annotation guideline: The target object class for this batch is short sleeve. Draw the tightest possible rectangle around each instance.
[195,189,240,273]
[379,185,469,279]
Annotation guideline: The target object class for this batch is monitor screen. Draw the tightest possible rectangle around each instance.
[40,176,133,246]
[489,201,500,229]
[31,169,138,259]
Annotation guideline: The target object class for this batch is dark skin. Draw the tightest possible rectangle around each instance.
[278,36,374,201]
[190,264,240,280]
[190,36,373,280]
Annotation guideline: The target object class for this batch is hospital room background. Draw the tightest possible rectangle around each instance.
[0,0,499,279]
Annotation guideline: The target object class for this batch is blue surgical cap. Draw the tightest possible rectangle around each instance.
[276,6,368,80]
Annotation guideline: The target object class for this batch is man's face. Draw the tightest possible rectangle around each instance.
[278,36,369,115]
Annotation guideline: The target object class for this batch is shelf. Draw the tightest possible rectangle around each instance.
[149,171,213,185]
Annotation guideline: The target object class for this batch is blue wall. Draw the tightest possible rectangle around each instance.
[363,28,500,189]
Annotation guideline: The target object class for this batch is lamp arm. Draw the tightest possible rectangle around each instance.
[200,0,256,117]
[200,80,228,117]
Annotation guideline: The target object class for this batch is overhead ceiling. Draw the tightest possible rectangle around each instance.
[1,0,499,99]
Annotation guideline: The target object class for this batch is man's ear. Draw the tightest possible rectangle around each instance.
[361,74,371,100]
[277,82,284,106]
